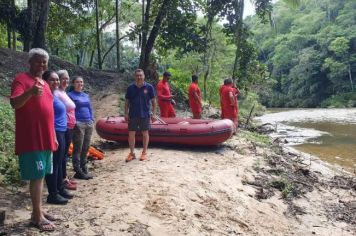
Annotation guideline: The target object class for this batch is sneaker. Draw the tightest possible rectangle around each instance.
[64,181,77,190]
[59,189,74,199]
[125,153,136,162]
[85,172,93,179]
[47,193,68,205]
[74,172,91,180]
[140,152,147,161]
[65,177,77,185]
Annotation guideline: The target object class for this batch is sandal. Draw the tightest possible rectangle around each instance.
[31,212,57,222]
[125,153,136,162]
[140,152,147,161]
[43,212,58,222]
[30,219,56,232]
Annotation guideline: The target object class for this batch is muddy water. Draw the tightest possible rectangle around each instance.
[256,109,356,172]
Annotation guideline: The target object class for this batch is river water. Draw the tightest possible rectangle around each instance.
[256,108,356,172]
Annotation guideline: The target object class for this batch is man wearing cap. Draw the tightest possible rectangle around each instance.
[156,71,176,118]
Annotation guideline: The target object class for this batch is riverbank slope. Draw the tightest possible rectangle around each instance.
[0,48,354,235]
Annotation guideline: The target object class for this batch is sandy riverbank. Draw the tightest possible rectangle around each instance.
[0,94,355,236]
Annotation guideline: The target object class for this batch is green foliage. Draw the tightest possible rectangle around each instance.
[240,130,271,147]
[167,68,191,98]
[238,92,266,122]
[0,23,7,48]
[321,92,356,108]
[0,102,21,186]
[270,178,294,198]
[247,0,356,107]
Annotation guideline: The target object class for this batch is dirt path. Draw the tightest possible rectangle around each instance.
[1,93,355,236]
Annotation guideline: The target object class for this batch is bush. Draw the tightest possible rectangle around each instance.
[321,93,356,108]
[0,102,22,185]
[239,92,266,124]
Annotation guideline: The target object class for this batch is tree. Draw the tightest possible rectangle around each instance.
[0,0,18,49]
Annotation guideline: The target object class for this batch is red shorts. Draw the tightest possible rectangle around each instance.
[159,103,176,118]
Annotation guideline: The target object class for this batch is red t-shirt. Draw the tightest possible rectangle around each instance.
[11,73,56,155]
[157,80,176,117]
[188,82,202,113]
[221,85,237,119]
[156,80,172,103]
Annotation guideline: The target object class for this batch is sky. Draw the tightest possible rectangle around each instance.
[244,0,279,18]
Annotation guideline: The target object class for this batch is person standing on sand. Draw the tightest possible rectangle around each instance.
[43,71,74,205]
[68,76,94,180]
[188,75,202,119]
[220,78,238,130]
[156,71,176,118]
[125,69,157,162]
[10,48,57,231]
[55,70,77,190]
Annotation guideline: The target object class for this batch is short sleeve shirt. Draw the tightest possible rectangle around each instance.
[125,82,155,119]
[188,83,202,113]
[10,73,56,155]
[156,80,171,103]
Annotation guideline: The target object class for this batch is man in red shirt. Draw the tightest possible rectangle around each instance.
[220,78,239,130]
[10,48,57,231]
[188,75,202,119]
[156,71,176,118]
[219,79,227,119]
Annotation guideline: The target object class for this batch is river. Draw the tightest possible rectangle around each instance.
[256,108,356,172]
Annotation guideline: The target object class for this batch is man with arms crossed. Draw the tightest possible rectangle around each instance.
[125,69,157,162]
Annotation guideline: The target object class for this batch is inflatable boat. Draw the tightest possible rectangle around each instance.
[96,116,234,146]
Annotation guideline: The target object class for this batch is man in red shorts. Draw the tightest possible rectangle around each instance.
[188,75,202,119]
[156,71,176,117]
[10,48,57,231]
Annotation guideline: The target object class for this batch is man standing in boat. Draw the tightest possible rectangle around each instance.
[156,71,176,118]
[188,75,202,119]
[124,69,157,162]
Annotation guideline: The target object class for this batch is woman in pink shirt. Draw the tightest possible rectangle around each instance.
[54,70,77,190]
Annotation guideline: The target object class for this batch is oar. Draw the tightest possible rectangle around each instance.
[153,115,167,125]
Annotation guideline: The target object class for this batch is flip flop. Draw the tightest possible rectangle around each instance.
[31,212,58,222]
[30,219,56,232]
[43,212,58,221]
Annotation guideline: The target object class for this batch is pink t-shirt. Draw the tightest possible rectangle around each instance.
[53,89,76,129]
[11,73,56,155]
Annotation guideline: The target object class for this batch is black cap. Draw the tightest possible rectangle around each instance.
[163,71,171,77]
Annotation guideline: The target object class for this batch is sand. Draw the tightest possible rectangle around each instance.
[1,94,355,236]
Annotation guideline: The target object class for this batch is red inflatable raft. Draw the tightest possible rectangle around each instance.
[96,116,234,146]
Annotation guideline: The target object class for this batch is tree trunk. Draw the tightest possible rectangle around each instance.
[348,63,354,92]
[140,0,170,81]
[7,23,11,49]
[89,50,95,67]
[139,0,151,70]
[29,0,49,49]
[12,30,16,50]
[232,0,244,81]
[95,0,102,69]
[115,0,120,71]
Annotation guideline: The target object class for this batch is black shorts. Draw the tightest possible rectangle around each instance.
[128,117,150,131]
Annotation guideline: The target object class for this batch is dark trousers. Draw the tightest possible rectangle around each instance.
[72,121,93,173]
[63,128,73,178]
[45,131,65,194]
